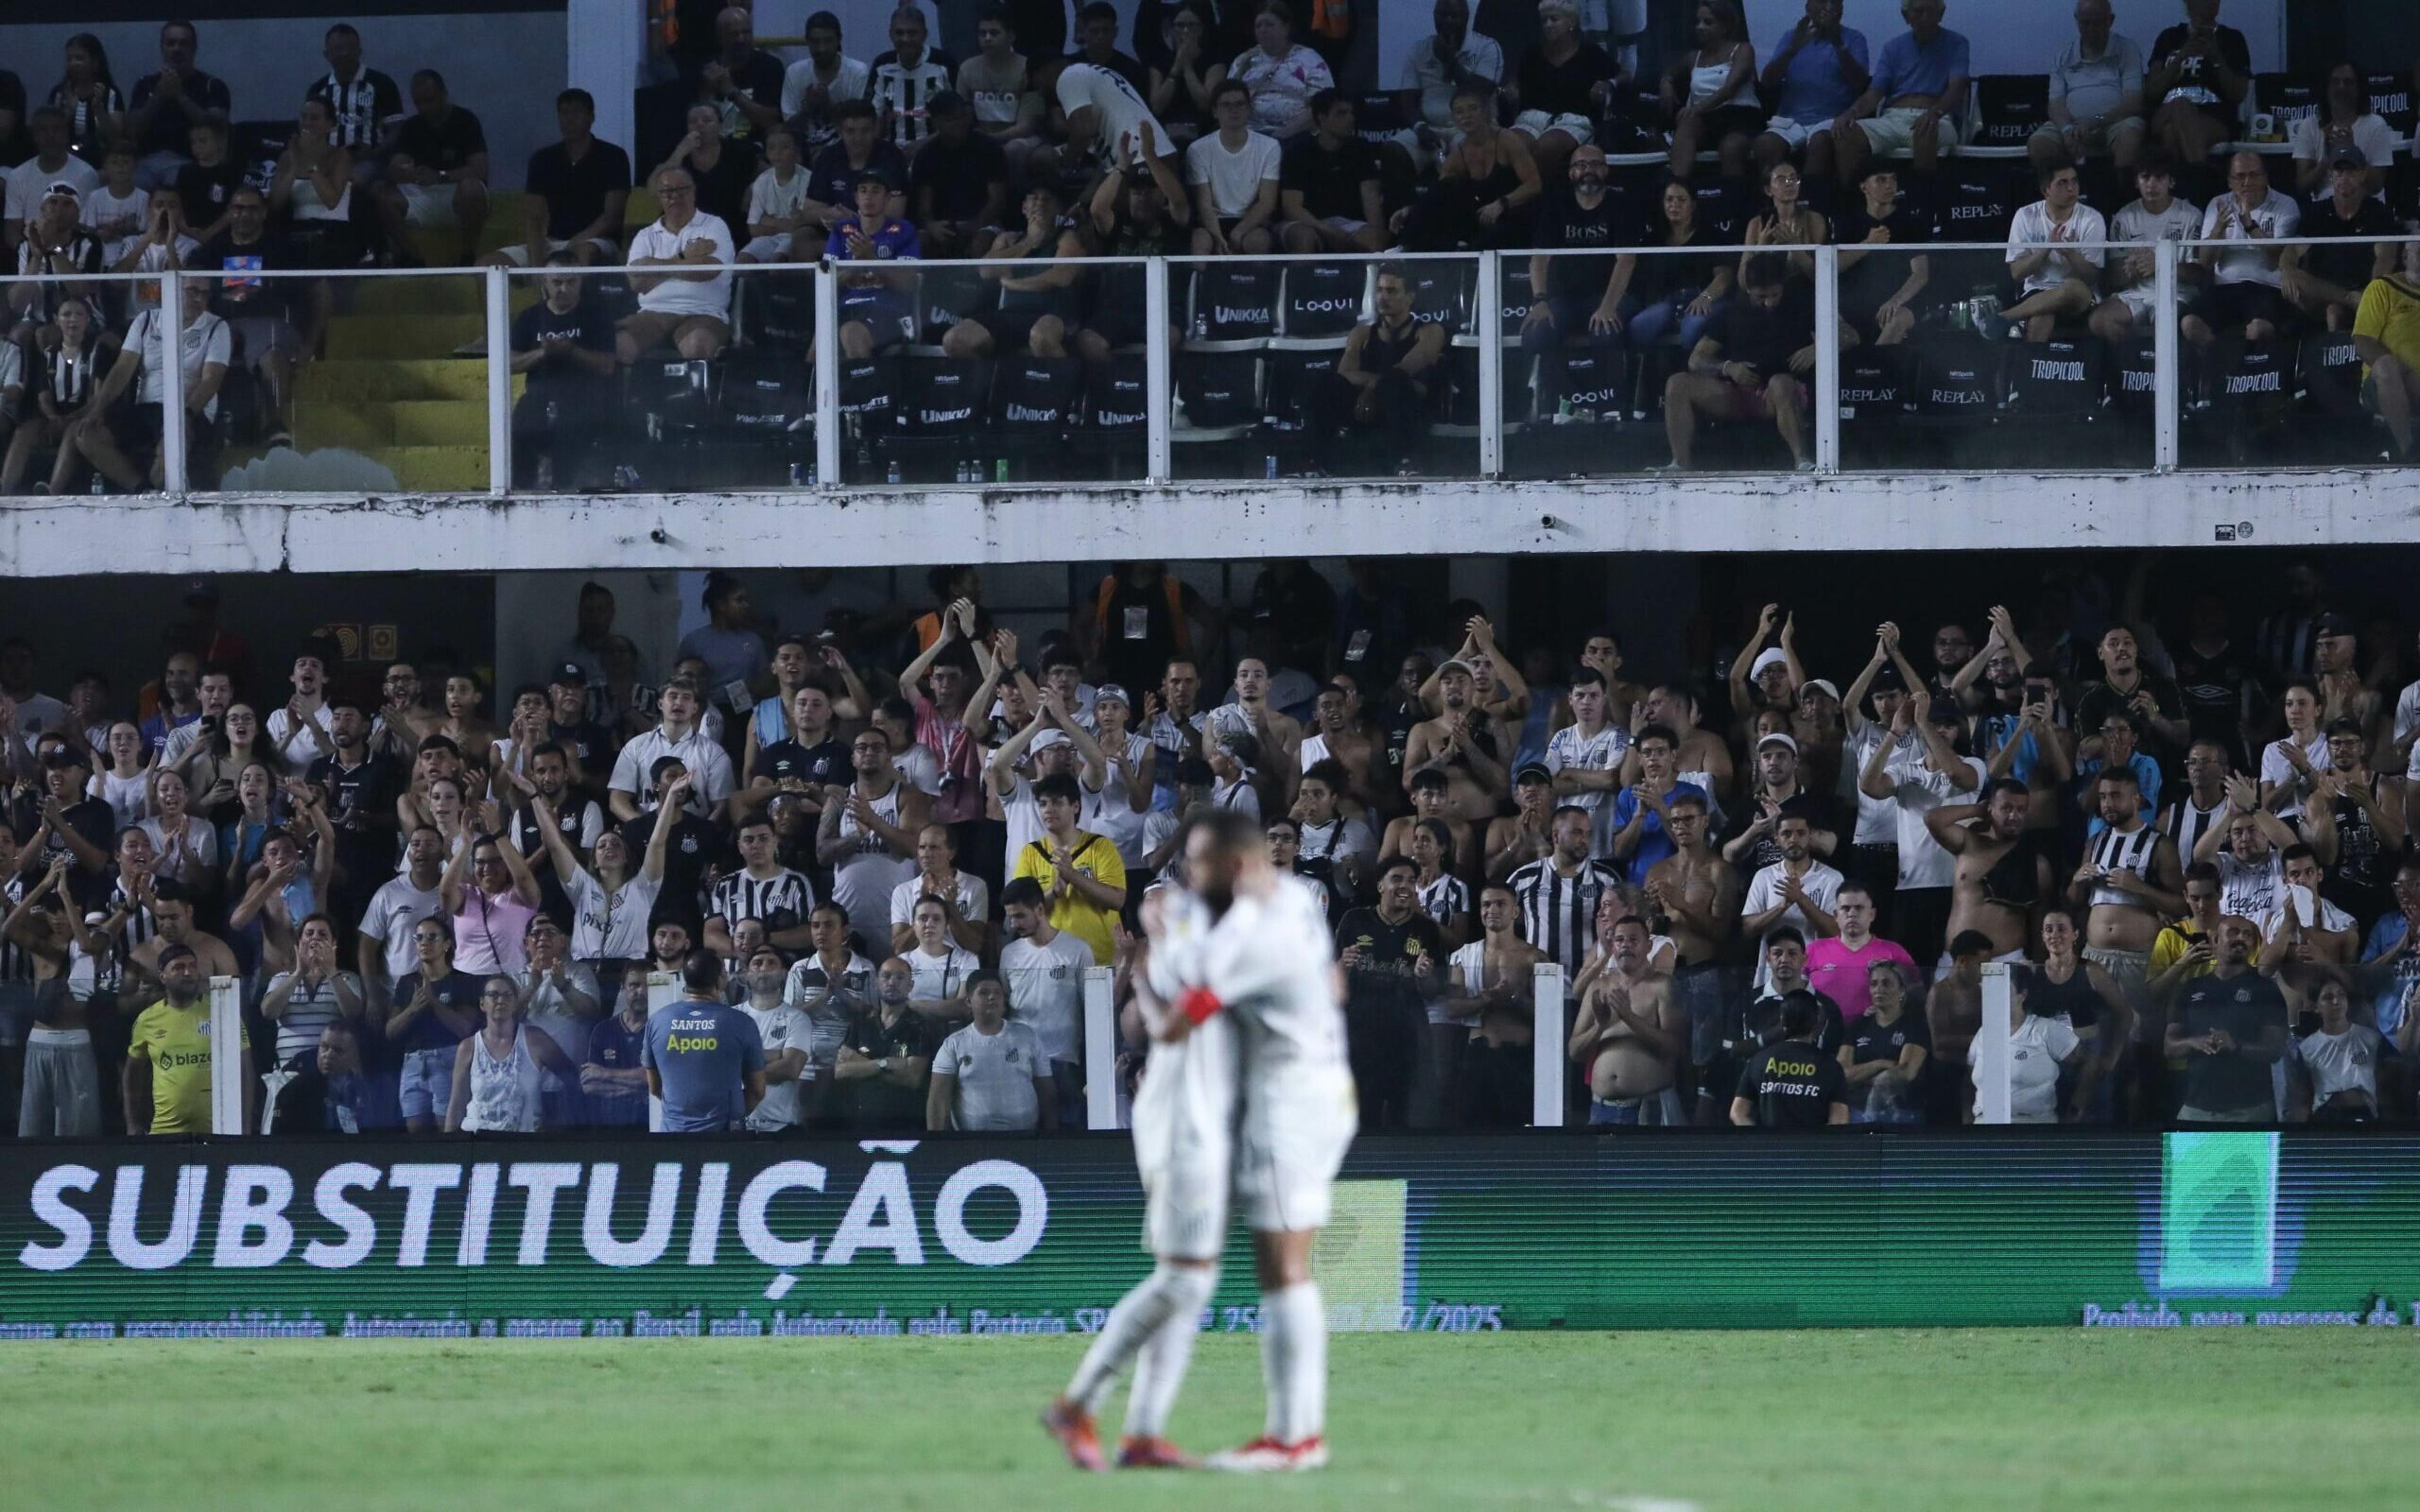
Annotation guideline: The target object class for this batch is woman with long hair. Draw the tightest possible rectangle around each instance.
[47,33,123,163]
[1147,2,1228,147]
[1,295,105,495]
[1624,177,1736,355]
[1741,158,1827,285]
[1661,0,1758,180]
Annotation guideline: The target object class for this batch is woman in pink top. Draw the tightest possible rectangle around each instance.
[442,825,544,977]
[899,607,1011,827]
[1804,881,1918,1020]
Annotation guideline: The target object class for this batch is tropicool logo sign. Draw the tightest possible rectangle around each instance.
[16,1151,1049,1291]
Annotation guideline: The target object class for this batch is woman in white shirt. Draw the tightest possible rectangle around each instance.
[88,720,152,828]
[902,893,981,1022]
[2259,679,2330,823]
[1979,965,2081,1124]
[446,975,578,1133]
[531,781,681,1011]
[2288,63,2397,199]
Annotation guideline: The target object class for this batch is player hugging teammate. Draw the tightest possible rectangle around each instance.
[1044,810,1357,1472]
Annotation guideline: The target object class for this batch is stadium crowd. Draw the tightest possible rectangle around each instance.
[0,552,2415,1138]
[1,3,2417,489]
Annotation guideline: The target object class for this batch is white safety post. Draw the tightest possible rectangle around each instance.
[1083,966,1119,1130]
[1144,258,1172,483]
[160,273,188,494]
[1530,963,1566,1127]
[1974,961,2014,1125]
[646,971,679,1131]
[486,265,512,495]
[1477,249,1502,477]
[2153,239,2180,472]
[209,975,245,1134]
[814,263,842,486]
[1812,243,1840,474]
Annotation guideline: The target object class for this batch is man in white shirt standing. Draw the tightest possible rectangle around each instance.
[615,164,734,364]
[608,676,735,825]
[2000,163,2106,341]
[2182,150,2298,352]
[1000,876,1093,1125]
[267,646,334,776]
[1185,79,1281,256]
[1545,667,1627,853]
[926,971,1054,1132]
[1738,809,1845,968]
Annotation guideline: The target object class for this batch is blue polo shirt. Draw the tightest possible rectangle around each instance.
[642,997,765,1132]
[1768,26,1870,124]
[1870,28,1970,103]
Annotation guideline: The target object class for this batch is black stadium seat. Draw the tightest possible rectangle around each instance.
[1276,262,1364,342]
[1187,265,1279,348]
[2367,71,2416,140]
[1966,75,2049,157]
[916,265,993,343]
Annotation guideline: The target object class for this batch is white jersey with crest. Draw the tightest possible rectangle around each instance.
[1148,876,1356,1232]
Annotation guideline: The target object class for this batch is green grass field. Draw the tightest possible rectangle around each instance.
[4,1328,2405,1510]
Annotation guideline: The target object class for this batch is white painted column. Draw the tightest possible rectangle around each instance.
[2153,239,2180,474]
[1531,964,1565,1127]
[565,0,643,176]
[814,265,842,486]
[209,976,246,1135]
[1973,962,2014,1125]
[160,274,188,495]
[646,971,679,1131]
[487,265,513,495]
[1813,244,1840,474]
[1477,249,1503,477]
[1145,258,1172,484]
[1083,966,1119,1130]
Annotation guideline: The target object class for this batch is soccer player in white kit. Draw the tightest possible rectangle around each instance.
[1056,60,1178,173]
[1044,810,1356,1473]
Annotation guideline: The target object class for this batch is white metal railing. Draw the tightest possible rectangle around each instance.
[1,234,2409,500]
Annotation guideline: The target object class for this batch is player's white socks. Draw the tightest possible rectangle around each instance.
[1067,1264,1216,1419]
[1259,1281,1327,1444]
[1122,1264,1218,1440]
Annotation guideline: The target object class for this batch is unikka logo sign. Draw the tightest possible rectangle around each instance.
[15,1154,1049,1278]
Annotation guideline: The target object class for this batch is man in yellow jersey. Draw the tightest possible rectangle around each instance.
[123,944,252,1134]
[2353,244,2420,460]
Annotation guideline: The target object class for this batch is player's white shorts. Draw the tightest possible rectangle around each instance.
[1132,1013,1239,1261]
[1235,1059,1357,1234]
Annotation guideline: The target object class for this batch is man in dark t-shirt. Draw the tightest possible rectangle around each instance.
[1661,252,1826,471]
[834,973,940,1131]
[195,185,328,430]
[374,70,490,264]
[1519,144,1635,361]
[1833,161,1932,343]
[2283,155,2398,332]
[1731,992,1850,1126]
[2166,917,2287,1122]
[509,260,618,486]
[1279,92,1386,255]
[905,92,1010,259]
[502,88,631,266]
[1337,858,1448,1131]
[2146,9,2250,164]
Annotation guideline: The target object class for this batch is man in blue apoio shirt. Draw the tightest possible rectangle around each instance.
[643,950,766,1131]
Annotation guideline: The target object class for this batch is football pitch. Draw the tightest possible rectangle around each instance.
[6,1327,2406,1510]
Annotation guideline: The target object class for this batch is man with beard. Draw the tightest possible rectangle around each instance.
[1446,882,1543,1128]
[1738,808,1843,964]
[1297,680,1387,819]
[2070,764,2184,1106]
[1335,855,1447,1130]
[2307,718,2399,923]
[124,943,250,1134]
[1568,915,1685,1125]
[1720,731,1837,873]
[1402,659,1507,825]
[1519,143,1635,367]
[1927,777,2049,972]
[1143,658,1211,814]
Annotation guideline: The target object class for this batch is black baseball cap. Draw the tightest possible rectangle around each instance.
[1514,762,1553,786]
[548,662,588,687]
[2313,611,2357,638]
[1870,664,1906,692]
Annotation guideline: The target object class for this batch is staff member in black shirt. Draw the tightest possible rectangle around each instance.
[1336,854,1448,1131]
[508,255,617,488]
[2168,915,2287,1123]
[1831,161,1930,347]
[1732,990,1850,1126]
[495,88,632,269]
[1278,91,1385,255]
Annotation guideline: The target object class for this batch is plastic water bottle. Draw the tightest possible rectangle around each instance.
[994,457,1010,484]
[1264,454,1278,479]
[788,460,805,486]
[885,459,902,484]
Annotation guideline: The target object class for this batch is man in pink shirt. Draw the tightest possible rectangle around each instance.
[1804,882,1917,1021]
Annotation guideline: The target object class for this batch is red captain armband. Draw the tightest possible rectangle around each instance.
[1175,987,1224,1026]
